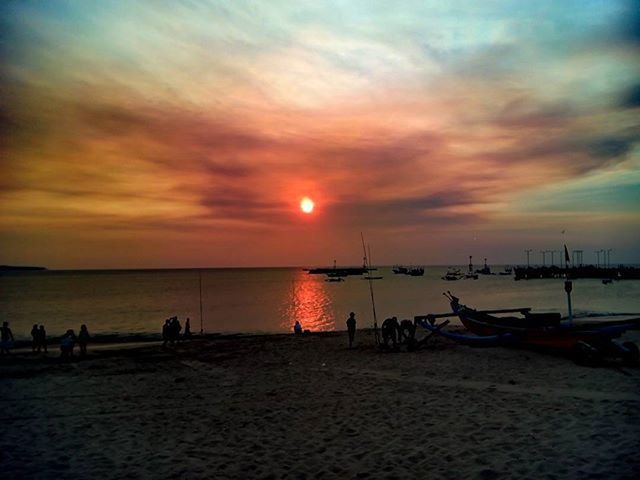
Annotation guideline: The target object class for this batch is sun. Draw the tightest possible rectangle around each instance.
[300,197,315,214]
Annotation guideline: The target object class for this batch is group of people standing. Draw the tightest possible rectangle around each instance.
[0,321,90,357]
[30,324,48,353]
[293,312,415,350]
[162,316,191,347]
[59,325,91,358]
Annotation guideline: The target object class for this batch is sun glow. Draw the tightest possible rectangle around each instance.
[300,197,315,214]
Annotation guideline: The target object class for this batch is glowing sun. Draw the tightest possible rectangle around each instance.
[300,197,315,214]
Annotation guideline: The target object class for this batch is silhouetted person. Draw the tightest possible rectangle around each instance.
[78,324,90,356]
[346,312,356,348]
[1,321,14,355]
[162,319,171,347]
[38,325,47,353]
[399,319,416,344]
[170,317,181,344]
[381,317,400,348]
[294,321,302,335]
[183,318,191,339]
[31,324,39,352]
[60,329,76,358]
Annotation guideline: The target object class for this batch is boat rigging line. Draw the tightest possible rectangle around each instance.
[361,232,380,345]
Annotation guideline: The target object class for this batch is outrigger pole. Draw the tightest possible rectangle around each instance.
[361,232,380,345]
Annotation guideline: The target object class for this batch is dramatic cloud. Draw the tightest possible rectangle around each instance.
[1,0,639,267]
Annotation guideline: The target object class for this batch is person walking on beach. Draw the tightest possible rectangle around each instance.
[78,324,90,356]
[60,329,76,358]
[31,324,39,352]
[183,318,191,339]
[1,321,15,355]
[170,316,181,344]
[162,319,171,347]
[38,325,47,353]
[346,312,356,348]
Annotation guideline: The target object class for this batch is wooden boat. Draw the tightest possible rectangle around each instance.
[393,265,424,276]
[498,266,513,276]
[415,292,640,365]
[441,268,462,281]
[408,267,424,276]
[362,276,383,280]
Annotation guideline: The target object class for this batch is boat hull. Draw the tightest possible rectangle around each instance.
[455,307,636,350]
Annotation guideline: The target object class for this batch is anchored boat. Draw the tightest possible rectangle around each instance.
[415,291,640,365]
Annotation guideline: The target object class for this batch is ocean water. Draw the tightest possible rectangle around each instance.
[1,267,640,340]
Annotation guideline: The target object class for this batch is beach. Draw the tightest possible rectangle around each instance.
[1,330,639,479]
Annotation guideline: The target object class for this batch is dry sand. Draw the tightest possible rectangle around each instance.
[1,329,639,479]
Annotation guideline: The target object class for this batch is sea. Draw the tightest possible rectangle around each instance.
[2,266,640,340]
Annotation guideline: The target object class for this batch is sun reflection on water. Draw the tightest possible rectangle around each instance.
[282,271,334,332]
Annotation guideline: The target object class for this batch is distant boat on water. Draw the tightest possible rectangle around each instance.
[475,258,492,275]
[393,265,424,276]
[307,258,372,277]
[442,267,462,281]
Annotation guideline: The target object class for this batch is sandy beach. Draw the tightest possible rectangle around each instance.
[1,329,639,480]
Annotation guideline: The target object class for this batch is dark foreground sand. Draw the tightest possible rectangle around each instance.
[1,330,639,479]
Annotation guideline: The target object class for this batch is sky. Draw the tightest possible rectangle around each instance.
[1,0,639,269]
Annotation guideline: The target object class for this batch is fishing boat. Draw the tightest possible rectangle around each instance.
[464,256,478,279]
[408,266,424,276]
[441,267,462,281]
[498,266,513,276]
[393,265,424,276]
[415,291,640,365]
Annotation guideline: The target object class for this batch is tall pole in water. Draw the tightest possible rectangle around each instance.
[199,270,204,335]
[595,250,601,268]
[468,255,473,273]
[564,245,573,325]
[525,249,532,268]
[540,250,547,266]
[607,249,613,269]
[549,250,555,267]
[361,233,379,345]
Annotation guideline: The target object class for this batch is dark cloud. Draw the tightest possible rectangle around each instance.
[588,137,634,159]
[325,191,480,229]
[620,83,640,108]
[199,185,286,223]
[619,0,640,44]
[493,98,575,129]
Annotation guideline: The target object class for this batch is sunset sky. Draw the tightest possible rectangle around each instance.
[1,0,639,269]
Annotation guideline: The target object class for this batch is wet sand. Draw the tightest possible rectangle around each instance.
[1,329,639,479]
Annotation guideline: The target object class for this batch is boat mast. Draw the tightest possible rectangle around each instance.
[361,233,380,345]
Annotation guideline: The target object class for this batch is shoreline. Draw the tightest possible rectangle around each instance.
[2,329,640,478]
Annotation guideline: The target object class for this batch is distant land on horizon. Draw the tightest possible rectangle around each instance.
[0,265,47,271]
[2,263,640,273]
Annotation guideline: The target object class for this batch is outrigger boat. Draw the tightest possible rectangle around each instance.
[415,291,640,365]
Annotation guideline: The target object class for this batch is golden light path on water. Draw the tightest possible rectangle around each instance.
[282,270,334,332]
